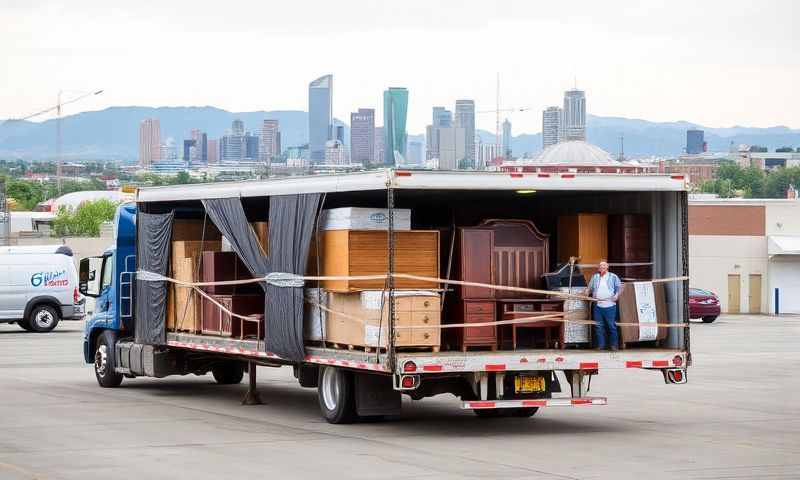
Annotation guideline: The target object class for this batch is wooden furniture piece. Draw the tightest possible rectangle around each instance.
[447,300,497,352]
[200,251,253,295]
[320,230,440,292]
[321,291,441,351]
[453,228,495,299]
[557,213,608,283]
[166,240,222,333]
[201,294,263,338]
[479,219,550,299]
[496,299,564,350]
[608,214,651,281]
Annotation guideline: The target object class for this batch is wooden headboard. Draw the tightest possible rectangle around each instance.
[479,220,550,298]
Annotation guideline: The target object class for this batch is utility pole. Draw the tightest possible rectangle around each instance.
[57,90,63,195]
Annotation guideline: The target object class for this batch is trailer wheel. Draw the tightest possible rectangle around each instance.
[212,363,244,384]
[95,331,123,388]
[507,407,539,418]
[318,366,357,424]
[29,304,60,333]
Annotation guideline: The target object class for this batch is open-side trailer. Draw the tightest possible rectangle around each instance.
[81,169,690,423]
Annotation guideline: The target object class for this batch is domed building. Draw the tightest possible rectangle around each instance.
[500,140,655,174]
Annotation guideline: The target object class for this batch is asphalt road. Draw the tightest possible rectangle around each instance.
[0,316,798,480]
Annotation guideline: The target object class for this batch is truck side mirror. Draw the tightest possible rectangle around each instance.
[79,257,103,297]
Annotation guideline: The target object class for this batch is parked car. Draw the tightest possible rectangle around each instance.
[689,288,720,323]
[0,245,85,332]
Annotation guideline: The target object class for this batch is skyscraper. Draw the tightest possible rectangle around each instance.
[245,133,260,160]
[438,126,466,170]
[309,74,333,163]
[374,127,385,165]
[190,129,207,164]
[207,139,219,164]
[502,118,512,159]
[350,108,375,165]
[455,100,475,168]
[407,141,423,165]
[542,106,563,149]
[138,118,161,168]
[562,89,586,141]
[686,129,705,154]
[426,107,452,160]
[383,87,409,165]
[260,120,281,163]
[335,125,345,144]
[232,119,245,136]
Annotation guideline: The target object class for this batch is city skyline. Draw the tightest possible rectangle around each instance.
[2,1,797,136]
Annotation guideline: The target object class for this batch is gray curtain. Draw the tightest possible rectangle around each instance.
[135,211,174,345]
[201,198,270,289]
[266,193,321,361]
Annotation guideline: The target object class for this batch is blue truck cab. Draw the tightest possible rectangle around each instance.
[81,203,137,369]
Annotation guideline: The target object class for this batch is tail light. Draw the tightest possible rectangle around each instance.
[403,361,417,373]
[672,355,683,367]
[73,287,80,304]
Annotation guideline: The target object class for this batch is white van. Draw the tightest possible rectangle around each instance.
[0,245,85,332]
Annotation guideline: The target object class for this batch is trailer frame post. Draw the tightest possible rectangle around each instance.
[242,361,263,405]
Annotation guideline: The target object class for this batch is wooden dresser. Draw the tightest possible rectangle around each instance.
[447,220,550,351]
[608,214,651,281]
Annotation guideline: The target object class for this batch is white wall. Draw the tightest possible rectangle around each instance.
[689,235,768,313]
[768,257,800,314]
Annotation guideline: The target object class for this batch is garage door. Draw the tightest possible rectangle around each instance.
[770,257,800,314]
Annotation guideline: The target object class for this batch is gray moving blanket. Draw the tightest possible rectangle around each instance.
[135,211,174,345]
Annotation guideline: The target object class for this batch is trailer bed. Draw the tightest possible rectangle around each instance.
[166,332,686,375]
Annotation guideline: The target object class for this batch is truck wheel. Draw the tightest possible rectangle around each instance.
[29,304,60,333]
[212,363,244,384]
[95,331,123,388]
[17,319,33,331]
[702,316,717,323]
[473,408,504,418]
[318,366,357,424]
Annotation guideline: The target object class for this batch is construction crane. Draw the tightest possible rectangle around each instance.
[2,89,104,194]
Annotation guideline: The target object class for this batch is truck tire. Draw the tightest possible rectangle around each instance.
[95,331,123,388]
[212,363,244,384]
[473,409,504,418]
[473,407,539,418]
[702,316,717,323]
[318,366,357,424]
[17,319,33,331]
[507,407,539,418]
[28,304,60,333]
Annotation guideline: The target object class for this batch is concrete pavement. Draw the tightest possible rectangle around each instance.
[0,315,798,479]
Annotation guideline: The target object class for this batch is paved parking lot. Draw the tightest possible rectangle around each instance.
[0,315,798,479]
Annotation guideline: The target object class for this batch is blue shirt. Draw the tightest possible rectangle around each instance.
[588,272,622,303]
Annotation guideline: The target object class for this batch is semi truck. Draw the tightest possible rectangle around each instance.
[81,169,690,424]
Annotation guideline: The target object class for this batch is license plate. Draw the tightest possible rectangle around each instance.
[515,375,546,393]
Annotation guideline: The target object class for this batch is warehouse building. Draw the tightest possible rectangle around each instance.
[688,198,800,314]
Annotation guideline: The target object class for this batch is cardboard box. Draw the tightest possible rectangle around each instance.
[172,220,222,241]
[166,257,201,332]
[616,282,668,343]
[305,290,441,349]
[320,230,440,292]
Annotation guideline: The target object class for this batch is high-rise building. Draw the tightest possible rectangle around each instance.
[245,133,260,160]
[207,139,219,164]
[502,118,512,159]
[383,87,409,165]
[477,140,502,167]
[454,100,476,168]
[407,141,423,165]
[438,126,466,170]
[542,106,563,149]
[426,107,453,160]
[686,129,705,154]
[232,119,245,136]
[309,74,333,163]
[374,127,385,165]
[335,125,345,144]
[259,120,281,163]
[183,139,195,162]
[160,138,177,163]
[190,129,207,164]
[350,108,375,165]
[562,89,586,141]
[138,118,161,168]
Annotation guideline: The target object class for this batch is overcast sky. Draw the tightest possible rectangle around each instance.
[2,0,798,134]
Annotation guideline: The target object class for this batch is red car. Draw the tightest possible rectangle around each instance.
[689,288,721,323]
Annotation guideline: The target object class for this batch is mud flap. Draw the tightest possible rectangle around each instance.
[355,373,401,417]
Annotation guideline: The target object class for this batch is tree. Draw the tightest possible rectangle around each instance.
[764,166,800,199]
[51,199,118,237]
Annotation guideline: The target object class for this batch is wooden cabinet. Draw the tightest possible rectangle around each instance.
[608,214,651,280]
[201,294,263,338]
[320,230,440,292]
[557,213,608,283]
[455,228,495,299]
[447,300,497,351]
[480,220,549,299]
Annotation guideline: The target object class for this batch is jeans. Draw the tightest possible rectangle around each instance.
[592,304,619,349]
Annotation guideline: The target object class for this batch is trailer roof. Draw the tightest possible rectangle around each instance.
[136,169,688,203]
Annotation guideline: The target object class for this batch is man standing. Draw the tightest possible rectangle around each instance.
[587,260,621,350]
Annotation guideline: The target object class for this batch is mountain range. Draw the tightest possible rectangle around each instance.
[1,106,798,161]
